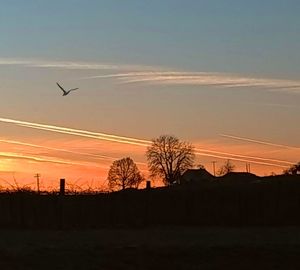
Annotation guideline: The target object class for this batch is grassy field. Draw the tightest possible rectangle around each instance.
[1,227,300,269]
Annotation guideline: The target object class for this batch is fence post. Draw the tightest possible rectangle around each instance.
[60,179,65,196]
[146,181,151,190]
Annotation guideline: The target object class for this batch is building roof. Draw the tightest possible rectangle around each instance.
[180,168,215,184]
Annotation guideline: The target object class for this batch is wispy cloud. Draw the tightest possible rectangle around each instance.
[0,59,32,65]
[2,58,300,93]
[0,58,300,94]
[82,71,300,93]
[0,58,156,71]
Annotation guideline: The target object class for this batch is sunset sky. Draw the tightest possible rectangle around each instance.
[0,1,299,190]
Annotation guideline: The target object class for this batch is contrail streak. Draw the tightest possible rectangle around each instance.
[17,124,150,147]
[220,134,300,150]
[0,117,150,146]
[19,122,292,166]
[194,147,294,165]
[0,152,98,167]
[0,138,119,161]
[0,138,147,167]
[0,117,293,168]
[194,152,288,168]
[16,125,292,168]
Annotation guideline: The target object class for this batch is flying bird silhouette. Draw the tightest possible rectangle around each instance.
[56,82,79,96]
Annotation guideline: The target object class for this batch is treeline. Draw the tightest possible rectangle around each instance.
[0,174,299,229]
[106,135,300,191]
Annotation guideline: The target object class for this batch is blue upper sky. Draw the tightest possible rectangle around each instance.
[1,0,300,77]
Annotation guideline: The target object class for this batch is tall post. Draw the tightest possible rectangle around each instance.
[34,173,41,194]
[60,179,65,196]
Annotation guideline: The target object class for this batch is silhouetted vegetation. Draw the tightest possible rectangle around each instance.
[107,157,144,191]
[283,161,300,175]
[217,159,236,176]
[147,135,195,185]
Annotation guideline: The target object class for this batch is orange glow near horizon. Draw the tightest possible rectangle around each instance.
[0,135,298,191]
[0,117,298,190]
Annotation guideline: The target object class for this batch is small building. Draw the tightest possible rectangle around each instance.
[220,172,260,184]
[180,168,215,185]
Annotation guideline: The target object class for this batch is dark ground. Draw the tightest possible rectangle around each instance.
[1,227,300,270]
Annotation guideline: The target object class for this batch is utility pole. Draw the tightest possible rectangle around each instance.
[34,173,41,194]
[245,163,251,173]
[212,161,216,176]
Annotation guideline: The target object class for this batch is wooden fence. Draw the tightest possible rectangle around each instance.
[0,176,300,229]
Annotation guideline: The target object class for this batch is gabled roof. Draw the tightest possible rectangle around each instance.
[180,168,215,184]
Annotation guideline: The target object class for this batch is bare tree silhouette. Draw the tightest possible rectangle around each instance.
[217,159,235,176]
[146,135,195,186]
[283,161,300,175]
[107,157,144,191]
[197,163,206,169]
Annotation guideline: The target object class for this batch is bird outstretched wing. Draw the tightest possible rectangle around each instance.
[56,82,67,94]
[69,88,79,92]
